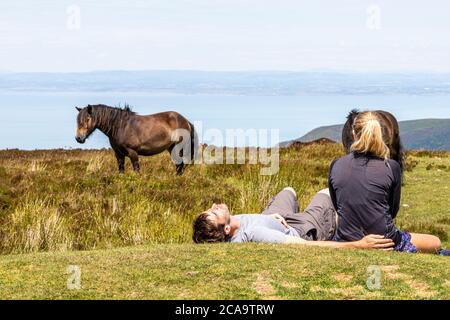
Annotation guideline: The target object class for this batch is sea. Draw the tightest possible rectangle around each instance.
[1,92,449,149]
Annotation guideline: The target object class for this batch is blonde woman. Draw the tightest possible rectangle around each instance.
[328,111,448,255]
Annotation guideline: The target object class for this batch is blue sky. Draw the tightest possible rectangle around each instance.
[1,0,450,72]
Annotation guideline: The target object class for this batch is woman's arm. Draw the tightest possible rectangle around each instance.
[388,161,402,219]
[328,159,339,211]
[284,234,395,250]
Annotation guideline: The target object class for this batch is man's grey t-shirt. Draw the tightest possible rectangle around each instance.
[230,214,300,243]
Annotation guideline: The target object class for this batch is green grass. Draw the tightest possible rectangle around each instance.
[0,243,448,299]
[0,145,449,299]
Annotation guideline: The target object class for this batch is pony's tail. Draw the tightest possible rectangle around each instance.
[189,121,199,164]
[399,141,405,172]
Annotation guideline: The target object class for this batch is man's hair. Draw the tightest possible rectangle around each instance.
[192,212,228,243]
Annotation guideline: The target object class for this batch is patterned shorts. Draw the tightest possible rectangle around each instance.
[394,232,417,253]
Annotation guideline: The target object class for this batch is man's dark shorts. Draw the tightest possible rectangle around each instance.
[261,188,337,241]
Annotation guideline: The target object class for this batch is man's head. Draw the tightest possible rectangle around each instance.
[192,203,232,243]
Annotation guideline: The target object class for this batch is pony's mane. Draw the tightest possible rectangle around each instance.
[92,104,136,115]
[90,104,136,137]
[347,108,360,122]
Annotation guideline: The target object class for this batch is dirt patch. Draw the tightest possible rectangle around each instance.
[328,285,364,296]
[380,265,399,272]
[309,285,322,293]
[254,273,279,300]
[380,265,435,298]
[311,284,382,299]
[333,274,353,282]
[380,265,402,279]
[280,281,297,289]
[408,281,434,299]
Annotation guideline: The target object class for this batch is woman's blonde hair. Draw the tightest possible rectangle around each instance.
[350,111,390,160]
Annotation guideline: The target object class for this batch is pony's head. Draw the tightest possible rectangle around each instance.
[75,105,96,143]
[342,109,360,153]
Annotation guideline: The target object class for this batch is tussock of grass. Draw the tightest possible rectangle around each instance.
[4,198,73,252]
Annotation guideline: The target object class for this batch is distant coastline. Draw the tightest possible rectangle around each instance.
[1,70,450,95]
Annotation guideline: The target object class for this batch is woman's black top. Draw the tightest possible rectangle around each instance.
[328,152,402,245]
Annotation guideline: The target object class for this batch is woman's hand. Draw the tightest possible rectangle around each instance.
[357,234,395,250]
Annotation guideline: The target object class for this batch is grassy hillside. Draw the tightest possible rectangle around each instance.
[282,119,450,150]
[0,145,449,299]
[400,119,450,150]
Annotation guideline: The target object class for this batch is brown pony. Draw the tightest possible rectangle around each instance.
[75,104,197,175]
[342,109,404,172]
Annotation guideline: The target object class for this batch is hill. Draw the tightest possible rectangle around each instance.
[280,119,450,150]
[0,146,449,299]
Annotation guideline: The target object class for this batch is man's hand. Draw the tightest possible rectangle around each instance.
[356,234,395,250]
[270,213,288,228]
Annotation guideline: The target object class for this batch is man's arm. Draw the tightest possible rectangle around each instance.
[284,234,395,250]
[244,226,288,243]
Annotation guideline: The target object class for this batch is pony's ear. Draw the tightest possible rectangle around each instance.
[87,105,93,114]
[76,107,82,112]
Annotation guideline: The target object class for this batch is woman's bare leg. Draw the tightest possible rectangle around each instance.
[410,233,441,253]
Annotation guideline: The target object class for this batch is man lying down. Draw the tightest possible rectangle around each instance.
[192,187,394,250]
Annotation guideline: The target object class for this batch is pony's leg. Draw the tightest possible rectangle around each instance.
[131,157,140,172]
[127,150,140,172]
[176,162,184,176]
[168,144,185,175]
[114,150,125,173]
